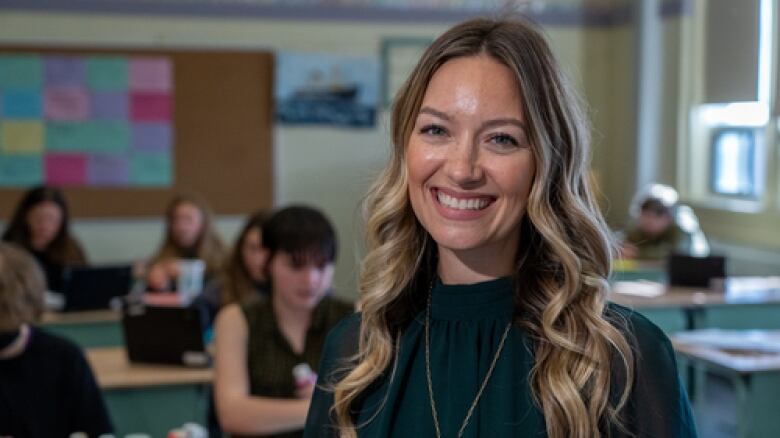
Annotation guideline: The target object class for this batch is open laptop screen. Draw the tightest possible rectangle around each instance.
[61,265,132,311]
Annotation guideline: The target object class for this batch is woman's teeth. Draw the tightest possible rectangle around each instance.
[436,192,491,210]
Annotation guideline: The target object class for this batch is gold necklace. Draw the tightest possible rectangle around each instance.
[424,284,512,438]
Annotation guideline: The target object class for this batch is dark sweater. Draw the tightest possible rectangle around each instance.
[0,327,113,438]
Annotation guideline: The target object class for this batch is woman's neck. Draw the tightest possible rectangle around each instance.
[272,296,312,355]
[437,237,519,285]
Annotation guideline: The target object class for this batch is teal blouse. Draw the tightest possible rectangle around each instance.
[304,277,697,437]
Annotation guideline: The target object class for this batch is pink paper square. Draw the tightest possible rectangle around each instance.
[129,58,172,92]
[45,153,87,186]
[45,88,89,121]
[131,93,171,121]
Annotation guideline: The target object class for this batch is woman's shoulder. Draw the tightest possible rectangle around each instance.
[319,311,361,371]
[605,302,673,350]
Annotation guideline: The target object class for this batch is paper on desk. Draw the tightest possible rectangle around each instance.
[612,280,665,297]
[674,329,780,353]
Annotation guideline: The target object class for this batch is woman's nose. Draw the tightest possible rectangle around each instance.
[445,139,484,187]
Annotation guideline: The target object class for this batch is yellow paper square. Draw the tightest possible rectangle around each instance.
[1,121,44,154]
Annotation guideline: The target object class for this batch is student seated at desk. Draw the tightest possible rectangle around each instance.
[145,193,227,292]
[214,206,353,437]
[2,185,87,292]
[0,242,112,438]
[196,210,270,325]
[619,183,709,260]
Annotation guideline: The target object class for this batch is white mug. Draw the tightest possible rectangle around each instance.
[177,259,205,299]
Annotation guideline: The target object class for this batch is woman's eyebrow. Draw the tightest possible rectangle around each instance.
[418,106,451,121]
[481,118,526,130]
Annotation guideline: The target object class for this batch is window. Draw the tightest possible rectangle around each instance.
[709,128,763,198]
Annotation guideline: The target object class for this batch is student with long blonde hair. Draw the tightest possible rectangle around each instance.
[305,18,696,438]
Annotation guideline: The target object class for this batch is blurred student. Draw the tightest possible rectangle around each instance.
[198,211,270,325]
[620,183,709,260]
[214,206,352,437]
[0,242,112,437]
[2,186,87,291]
[145,193,227,291]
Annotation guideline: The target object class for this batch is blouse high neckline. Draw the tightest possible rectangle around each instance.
[431,276,514,321]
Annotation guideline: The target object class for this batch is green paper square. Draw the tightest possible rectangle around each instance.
[86,57,128,91]
[130,152,172,186]
[0,55,43,88]
[0,153,43,186]
[46,121,129,153]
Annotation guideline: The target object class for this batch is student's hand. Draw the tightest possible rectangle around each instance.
[295,381,315,400]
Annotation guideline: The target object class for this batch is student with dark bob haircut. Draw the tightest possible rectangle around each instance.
[214,205,353,437]
[2,185,87,291]
[0,242,112,437]
[304,17,696,438]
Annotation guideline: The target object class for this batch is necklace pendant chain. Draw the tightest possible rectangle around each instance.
[424,284,513,438]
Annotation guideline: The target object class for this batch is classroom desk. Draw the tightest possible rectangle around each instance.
[40,309,123,348]
[87,347,212,437]
[672,332,780,438]
[609,283,780,332]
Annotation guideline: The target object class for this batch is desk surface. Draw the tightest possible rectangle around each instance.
[86,347,212,389]
[672,331,780,374]
[610,285,780,309]
[41,309,120,325]
[609,286,721,309]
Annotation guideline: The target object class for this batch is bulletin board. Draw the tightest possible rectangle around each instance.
[0,48,274,218]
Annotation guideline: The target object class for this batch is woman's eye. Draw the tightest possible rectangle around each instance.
[489,133,519,147]
[420,124,447,136]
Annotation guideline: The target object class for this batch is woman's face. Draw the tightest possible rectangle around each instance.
[171,202,204,249]
[241,228,268,282]
[407,54,535,256]
[269,251,334,312]
[26,201,64,251]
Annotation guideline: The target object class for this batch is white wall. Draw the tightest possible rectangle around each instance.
[0,11,597,299]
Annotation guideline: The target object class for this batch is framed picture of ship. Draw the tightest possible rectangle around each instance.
[381,37,433,108]
[275,52,379,128]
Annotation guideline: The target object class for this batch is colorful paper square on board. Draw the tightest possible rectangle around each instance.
[0,154,43,186]
[44,88,90,121]
[46,121,129,153]
[129,58,172,92]
[88,153,129,185]
[2,90,43,119]
[45,57,86,87]
[132,122,172,153]
[86,57,128,91]
[0,56,42,88]
[0,121,44,154]
[45,153,88,186]
[90,91,129,120]
[130,152,172,186]
[130,93,171,121]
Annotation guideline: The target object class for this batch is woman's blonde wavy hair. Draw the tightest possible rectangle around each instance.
[333,17,634,438]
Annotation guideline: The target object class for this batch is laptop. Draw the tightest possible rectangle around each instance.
[121,302,210,367]
[61,265,132,311]
[666,254,727,288]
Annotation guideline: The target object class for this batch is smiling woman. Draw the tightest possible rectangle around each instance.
[304,17,697,438]
[407,54,535,283]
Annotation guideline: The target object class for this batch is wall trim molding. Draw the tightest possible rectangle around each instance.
[0,0,691,25]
